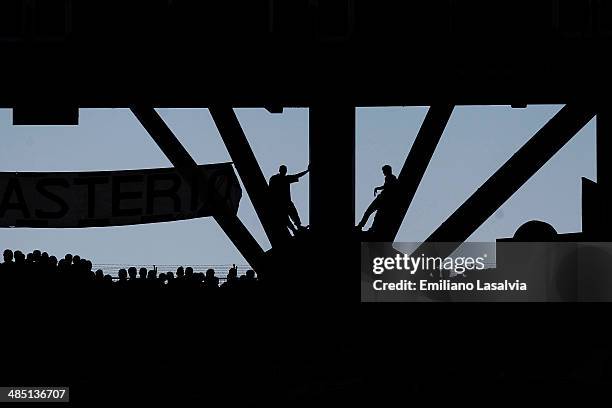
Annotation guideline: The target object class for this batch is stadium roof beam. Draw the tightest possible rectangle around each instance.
[209,107,288,246]
[380,105,454,242]
[131,107,265,271]
[424,104,596,252]
[309,105,356,236]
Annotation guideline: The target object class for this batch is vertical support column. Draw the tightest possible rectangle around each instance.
[586,108,612,238]
[597,108,612,189]
[309,105,356,238]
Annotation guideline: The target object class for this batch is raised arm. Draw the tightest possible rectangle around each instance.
[290,165,310,180]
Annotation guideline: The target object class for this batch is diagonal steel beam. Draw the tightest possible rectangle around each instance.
[131,106,265,270]
[209,107,287,246]
[381,105,454,241]
[424,104,596,254]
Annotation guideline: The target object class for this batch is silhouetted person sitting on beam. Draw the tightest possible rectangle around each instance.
[269,164,310,234]
[357,165,398,230]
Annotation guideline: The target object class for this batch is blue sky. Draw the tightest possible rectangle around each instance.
[0,106,596,266]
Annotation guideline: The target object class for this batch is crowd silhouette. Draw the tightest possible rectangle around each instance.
[0,248,258,292]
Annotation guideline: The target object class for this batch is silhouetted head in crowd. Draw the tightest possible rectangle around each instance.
[64,254,73,264]
[118,269,128,281]
[95,269,104,280]
[176,267,185,279]
[139,268,147,279]
[3,249,13,263]
[128,267,137,280]
[246,269,256,280]
[382,164,392,176]
[166,272,174,281]
[147,270,157,280]
[33,250,41,262]
[227,265,238,281]
[279,165,287,176]
[204,269,218,288]
[185,267,194,279]
[73,255,81,265]
[158,273,166,284]
[14,251,25,264]
[49,256,57,268]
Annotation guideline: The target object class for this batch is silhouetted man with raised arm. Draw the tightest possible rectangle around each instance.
[357,164,398,230]
[269,164,310,234]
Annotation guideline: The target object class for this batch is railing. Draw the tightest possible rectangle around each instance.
[92,264,251,279]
